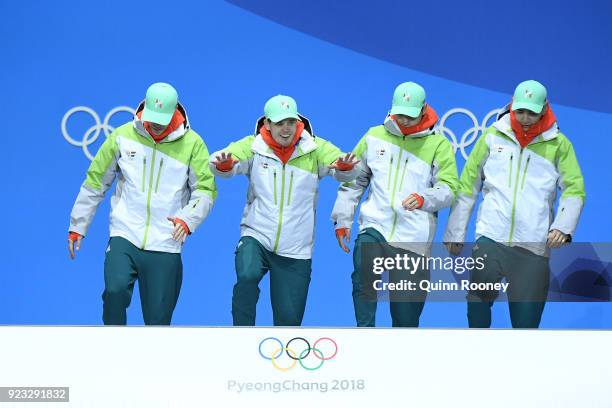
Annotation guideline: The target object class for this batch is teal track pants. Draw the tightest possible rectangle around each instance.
[351,228,429,327]
[232,237,312,326]
[467,236,550,328]
[102,237,183,325]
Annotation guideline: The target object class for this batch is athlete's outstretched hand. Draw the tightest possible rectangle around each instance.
[212,152,238,172]
[329,153,360,171]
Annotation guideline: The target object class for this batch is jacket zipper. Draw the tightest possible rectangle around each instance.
[273,164,287,252]
[154,158,164,193]
[141,157,147,192]
[520,156,530,191]
[386,155,394,190]
[287,171,294,206]
[141,145,158,249]
[508,148,524,244]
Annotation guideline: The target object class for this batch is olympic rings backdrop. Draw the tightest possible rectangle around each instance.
[1,0,611,328]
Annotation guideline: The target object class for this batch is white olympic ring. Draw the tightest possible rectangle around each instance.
[438,108,501,160]
[61,106,136,161]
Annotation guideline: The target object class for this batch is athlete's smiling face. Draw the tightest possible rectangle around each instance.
[265,118,298,147]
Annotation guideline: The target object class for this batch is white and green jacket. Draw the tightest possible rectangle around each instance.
[443,107,585,256]
[69,102,217,253]
[331,116,459,255]
[209,116,358,259]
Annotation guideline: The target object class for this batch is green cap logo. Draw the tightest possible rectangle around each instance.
[512,80,547,114]
[391,82,426,118]
[142,82,178,126]
[264,95,299,123]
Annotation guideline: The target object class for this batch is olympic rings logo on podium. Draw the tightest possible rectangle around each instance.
[258,337,338,372]
[61,106,135,161]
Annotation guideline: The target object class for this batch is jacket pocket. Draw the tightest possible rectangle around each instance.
[273,169,278,205]
[287,171,294,206]
[154,158,164,193]
[520,155,531,191]
[398,157,409,192]
[141,156,147,192]
[508,153,513,188]
[386,154,394,190]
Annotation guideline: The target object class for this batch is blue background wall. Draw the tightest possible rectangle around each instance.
[1,0,611,327]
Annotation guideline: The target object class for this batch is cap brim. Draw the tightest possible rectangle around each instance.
[511,101,543,114]
[390,105,422,118]
[267,113,300,123]
[141,107,173,126]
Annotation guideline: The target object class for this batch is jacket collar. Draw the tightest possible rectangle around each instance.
[251,128,317,162]
[493,104,559,145]
[251,114,318,162]
[383,115,435,138]
[132,101,190,143]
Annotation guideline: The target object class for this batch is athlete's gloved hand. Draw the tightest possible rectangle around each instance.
[328,153,360,171]
[212,152,238,172]
[167,217,190,243]
[68,231,83,260]
[444,242,464,256]
[547,229,570,249]
[402,193,424,211]
[335,227,351,253]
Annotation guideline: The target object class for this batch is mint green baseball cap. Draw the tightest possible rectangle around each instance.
[390,82,426,118]
[264,95,300,123]
[512,80,547,113]
[142,82,178,126]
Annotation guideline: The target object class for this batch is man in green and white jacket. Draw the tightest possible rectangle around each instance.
[332,82,459,327]
[444,80,585,328]
[210,95,359,326]
[68,83,216,325]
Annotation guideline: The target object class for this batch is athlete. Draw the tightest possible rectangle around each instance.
[210,95,359,326]
[68,82,216,325]
[444,80,585,328]
[332,82,459,327]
